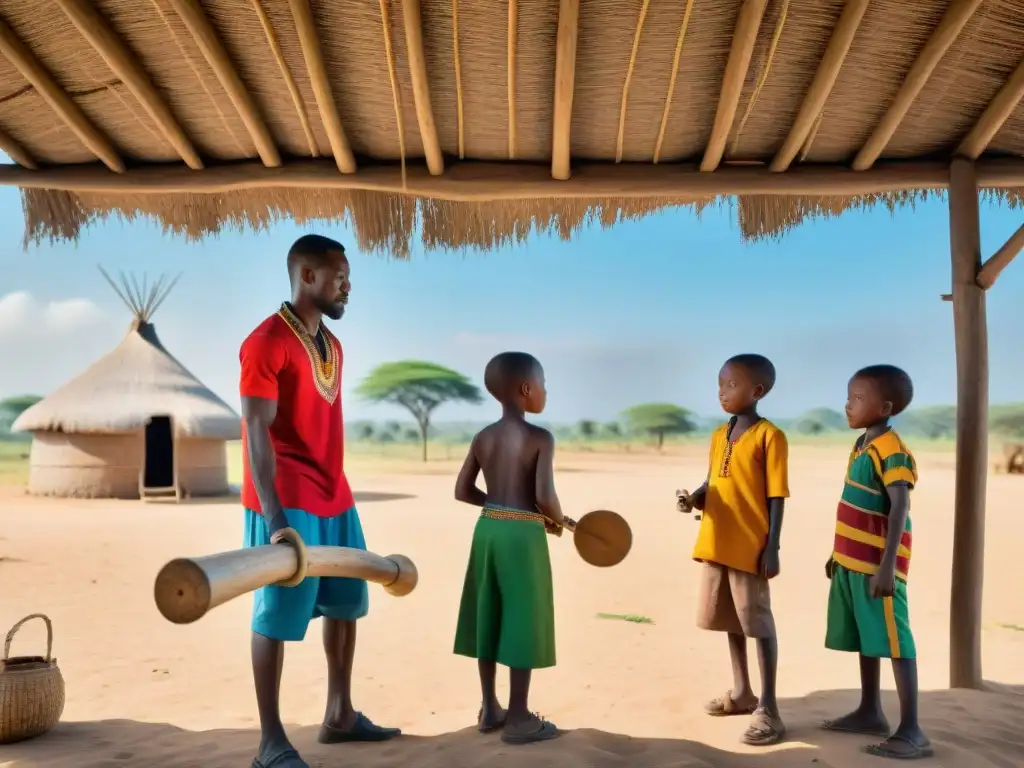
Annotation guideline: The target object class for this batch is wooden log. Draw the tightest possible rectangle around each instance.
[1,157,1023,198]
[551,0,580,180]
[401,0,443,176]
[948,156,988,690]
[957,56,1024,160]
[976,222,1024,291]
[154,545,418,624]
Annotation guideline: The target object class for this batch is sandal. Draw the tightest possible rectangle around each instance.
[501,714,560,745]
[742,709,786,746]
[705,691,758,717]
[863,734,934,760]
[252,746,309,767]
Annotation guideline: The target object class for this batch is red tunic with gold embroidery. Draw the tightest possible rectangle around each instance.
[239,303,353,518]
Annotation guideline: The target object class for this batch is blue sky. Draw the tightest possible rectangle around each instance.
[1,166,1021,423]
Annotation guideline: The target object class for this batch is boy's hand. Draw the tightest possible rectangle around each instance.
[825,557,834,579]
[759,544,780,579]
[543,517,564,537]
[869,567,896,599]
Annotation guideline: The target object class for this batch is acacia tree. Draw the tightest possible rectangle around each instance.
[355,361,482,461]
[622,403,696,450]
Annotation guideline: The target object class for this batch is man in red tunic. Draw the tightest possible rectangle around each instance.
[239,234,400,768]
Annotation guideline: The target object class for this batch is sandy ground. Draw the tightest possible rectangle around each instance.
[1,445,1023,768]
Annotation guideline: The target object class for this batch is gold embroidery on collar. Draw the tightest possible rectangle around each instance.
[277,303,341,404]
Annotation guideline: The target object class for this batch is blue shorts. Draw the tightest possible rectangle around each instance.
[243,506,369,641]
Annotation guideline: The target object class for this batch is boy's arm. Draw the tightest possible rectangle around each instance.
[872,482,910,597]
[454,436,487,507]
[683,432,717,510]
[535,430,566,525]
[760,429,789,577]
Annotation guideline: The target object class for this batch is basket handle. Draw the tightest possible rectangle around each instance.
[3,613,53,662]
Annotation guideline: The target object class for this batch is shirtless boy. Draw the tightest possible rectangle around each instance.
[822,365,931,760]
[677,354,789,746]
[240,235,399,768]
[453,351,567,745]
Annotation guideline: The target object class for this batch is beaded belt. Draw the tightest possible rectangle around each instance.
[480,506,544,524]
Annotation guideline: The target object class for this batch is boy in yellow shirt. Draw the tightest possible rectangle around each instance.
[677,354,789,746]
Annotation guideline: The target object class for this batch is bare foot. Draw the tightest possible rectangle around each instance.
[822,707,891,737]
[478,704,507,733]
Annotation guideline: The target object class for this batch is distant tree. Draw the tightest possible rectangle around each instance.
[621,403,696,450]
[0,394,42,433]
[385,420,402,436]
[404,428,420,442]
[355,423,375,441]
[356,361,483,461]
[577,419,598,439]
[377,432,395,444]
[792,407,846,435]
[603,422,622,437]
[990,409,1024,440]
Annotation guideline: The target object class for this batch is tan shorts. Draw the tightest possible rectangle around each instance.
[696,562,776,638]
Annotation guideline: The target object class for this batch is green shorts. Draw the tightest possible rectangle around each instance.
[826,562,915,659]
[453,506,556,670]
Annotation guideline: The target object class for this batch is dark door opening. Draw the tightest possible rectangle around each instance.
[143,416,174,490]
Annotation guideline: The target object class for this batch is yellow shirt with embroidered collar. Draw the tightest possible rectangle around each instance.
[691,418,790,575]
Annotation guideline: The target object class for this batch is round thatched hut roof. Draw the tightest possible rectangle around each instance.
[0,0,1021,254]
[12,272,240,440]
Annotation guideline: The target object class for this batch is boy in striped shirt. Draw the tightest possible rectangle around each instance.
[822,365,931,760]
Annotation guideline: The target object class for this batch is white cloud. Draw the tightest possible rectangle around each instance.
[0,291,106,339]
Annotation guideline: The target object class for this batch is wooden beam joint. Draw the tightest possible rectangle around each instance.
[976,222,1024,290]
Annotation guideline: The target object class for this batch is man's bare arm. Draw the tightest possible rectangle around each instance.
[454,437,487,506]
[535,430,566,525]
[242,395,287,535]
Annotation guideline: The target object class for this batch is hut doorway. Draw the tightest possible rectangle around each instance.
[142,415,176,497]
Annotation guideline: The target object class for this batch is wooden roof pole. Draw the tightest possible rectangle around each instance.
[956,57,1024,160]
[770,0,867,172]
[508,0,518,160]
[947,155,987,690]
[402,0,443,176]
[551,0,579,180]
[167,0,281,167]
[852,0,983,171]
[288,0,356,173]
[55,0,203,170]
[0,124,36,169]
[976,222,1024,291]
[0,16,124,172]
[701,0,769,172]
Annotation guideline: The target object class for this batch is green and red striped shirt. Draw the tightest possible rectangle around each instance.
[833,430,917,581]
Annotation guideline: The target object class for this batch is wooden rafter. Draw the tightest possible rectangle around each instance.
[167,0,281,167]
[0,15,124,172]
[852,0,983,172]
[551,0,579,181]
[976,222,1024,290]
[615,0,650,163]
[0,124,36,169]
[770,0,867,172]
[288,0,356,173]
[402,0,443,176]
[700,0,769,172]
[957,56,1024,160]
[1,157,1022,198]
[55,0,203,170]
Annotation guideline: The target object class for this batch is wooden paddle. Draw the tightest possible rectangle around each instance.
[540,509,632,567]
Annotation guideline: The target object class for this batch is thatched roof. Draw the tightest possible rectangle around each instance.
[0,0,1022,255]
[12,271,240,439]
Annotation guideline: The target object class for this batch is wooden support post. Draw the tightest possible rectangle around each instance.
[948,156,988,690]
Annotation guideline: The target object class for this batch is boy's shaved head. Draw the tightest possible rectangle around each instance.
[484,352,542,400]
[724,353,777,396]
[853,364,914,416]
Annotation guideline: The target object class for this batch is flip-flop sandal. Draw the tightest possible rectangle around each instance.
[705,692,758,717]
[317,712,402,743]
[478,706,507,734]
[822,718,891,738]
[501,716,560,745]
[251,746,310,768]
[863,734,934,760]
[742,710,786,747]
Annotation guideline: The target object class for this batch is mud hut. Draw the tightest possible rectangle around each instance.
[0,0,1020,689]
[12,270,240,500]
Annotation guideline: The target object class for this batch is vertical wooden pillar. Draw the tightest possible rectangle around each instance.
[948,156,988,689]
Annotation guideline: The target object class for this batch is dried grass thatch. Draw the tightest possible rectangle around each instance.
[0,0,1022,252]
[12,270,240,439]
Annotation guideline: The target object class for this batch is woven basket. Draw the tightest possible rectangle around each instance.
[0,614,65,744]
